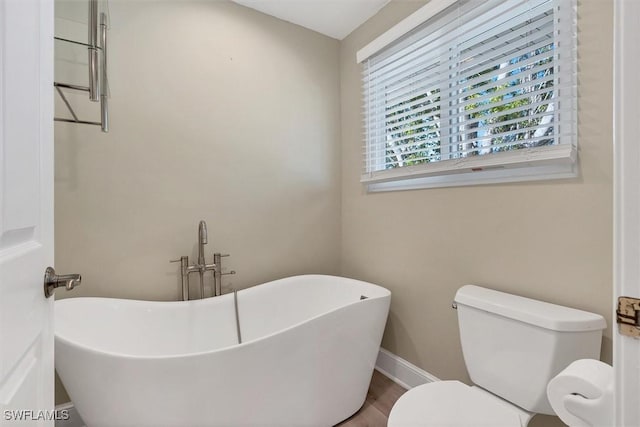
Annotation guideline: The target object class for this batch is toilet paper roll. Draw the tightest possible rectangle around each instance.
[547,359,614,427]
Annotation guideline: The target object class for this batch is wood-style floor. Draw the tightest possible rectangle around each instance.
[336,370,408,427]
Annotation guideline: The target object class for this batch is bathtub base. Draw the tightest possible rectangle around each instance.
[55,275,391,427]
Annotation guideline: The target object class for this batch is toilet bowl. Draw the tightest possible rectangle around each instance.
[388,285,606,427]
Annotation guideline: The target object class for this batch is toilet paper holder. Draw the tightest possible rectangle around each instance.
[616,296,640,338]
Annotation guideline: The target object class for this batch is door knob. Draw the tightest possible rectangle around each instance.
[44,267,82,298]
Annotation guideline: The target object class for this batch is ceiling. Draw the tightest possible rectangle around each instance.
[230,0,391,40]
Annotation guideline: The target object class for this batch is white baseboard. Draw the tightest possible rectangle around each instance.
[55,402,84,427]
[375,347,440,389]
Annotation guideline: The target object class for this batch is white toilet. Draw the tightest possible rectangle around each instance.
[388,285,607,427]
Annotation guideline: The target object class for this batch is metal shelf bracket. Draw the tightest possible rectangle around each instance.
[53,1,109,133]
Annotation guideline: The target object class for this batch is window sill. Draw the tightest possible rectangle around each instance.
[366,158,578,192]
[363,144,578,192]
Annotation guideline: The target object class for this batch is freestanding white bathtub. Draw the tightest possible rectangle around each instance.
[55,275,391,427]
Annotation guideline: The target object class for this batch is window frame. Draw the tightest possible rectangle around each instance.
[357,0,578,192]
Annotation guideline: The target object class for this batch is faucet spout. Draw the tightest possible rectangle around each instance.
[199,220,208,245]
[172,220,221,300]
[197,220,209,299]
[198,220,208,265]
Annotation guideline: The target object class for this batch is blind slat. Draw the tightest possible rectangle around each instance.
[366,0,547,75]
[375,133,568,168]
[365,42,555,114]
[366,78,559,139]
[381,138,559,167]
[369,121,558,165]
[366,83,557,132]
[363,18,553,95]
[366,107,560,159]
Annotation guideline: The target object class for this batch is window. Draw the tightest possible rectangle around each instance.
[358,0,577,191]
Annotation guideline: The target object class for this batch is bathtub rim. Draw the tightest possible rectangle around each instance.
[54,274,391,360]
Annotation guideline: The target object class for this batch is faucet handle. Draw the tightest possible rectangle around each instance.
[222,270,236,276]
[170,256,188,263]
[220,254,230,258]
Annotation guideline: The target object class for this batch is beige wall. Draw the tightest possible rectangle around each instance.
[54,0,341,403]
[339,1,613,426]
[54,0,614,421]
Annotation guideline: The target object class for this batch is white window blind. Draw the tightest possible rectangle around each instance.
[360,0,577,190]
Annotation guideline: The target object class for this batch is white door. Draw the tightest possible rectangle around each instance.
[0,0,56,425]
[614,0,640,425]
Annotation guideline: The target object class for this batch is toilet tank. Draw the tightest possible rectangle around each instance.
[454,285,606,415]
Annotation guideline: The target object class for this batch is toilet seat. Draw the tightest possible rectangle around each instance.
[388,381,532,427]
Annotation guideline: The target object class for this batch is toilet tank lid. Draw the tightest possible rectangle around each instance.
[454,285,607,332]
